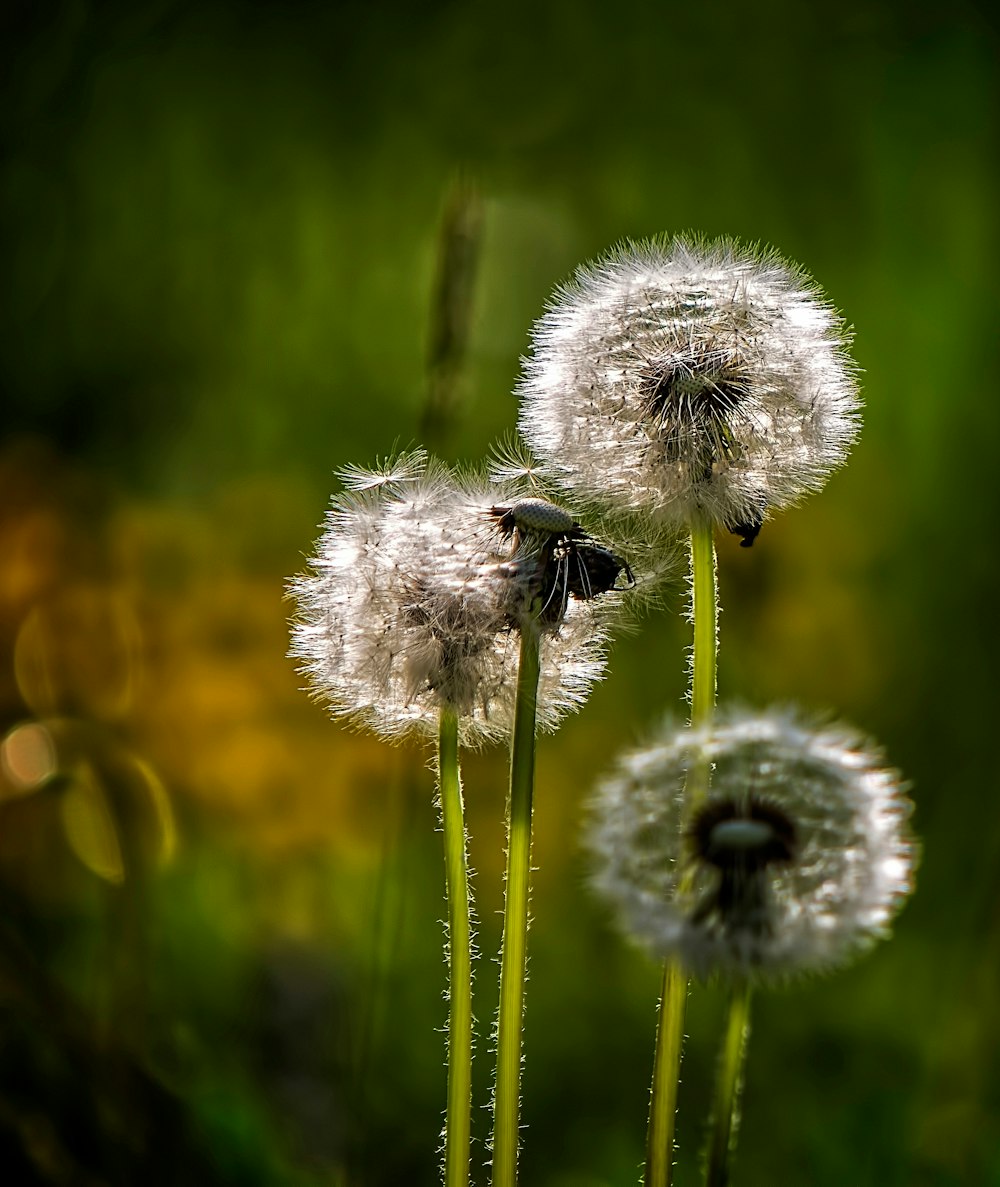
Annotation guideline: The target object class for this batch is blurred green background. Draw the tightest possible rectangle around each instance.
[1,1,998,1184]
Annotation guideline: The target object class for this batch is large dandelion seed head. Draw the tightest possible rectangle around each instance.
[288,452,630,747]
[586,707,916,980]
[518,236,861,543]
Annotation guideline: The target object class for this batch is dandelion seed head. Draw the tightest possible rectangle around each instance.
[517,236,861,541]
[586,707,916,980]
[288,452,628,747]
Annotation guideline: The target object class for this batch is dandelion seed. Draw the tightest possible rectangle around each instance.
[586,707,916,979]
[486,435,545,488]
[288,452,628,747]
[517,236,861,544]
[337,447,429,491]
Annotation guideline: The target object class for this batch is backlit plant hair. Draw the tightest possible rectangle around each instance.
[517,234,861,547]
[288,450,625,748]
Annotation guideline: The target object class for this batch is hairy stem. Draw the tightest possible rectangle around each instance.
[439,708,473,1187]
[689,519,719,736]
[704,982,753,1187]
[492,623,542,1187]
[645,521,719,1187]
[644,960,688,1186]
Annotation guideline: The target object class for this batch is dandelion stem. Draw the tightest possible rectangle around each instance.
[493,622,542,1187]
[704,981,753,1187]
[689,519,719,737]
[645,521,718,1187]
[644,960,687,1187]
[439,708,473,1187]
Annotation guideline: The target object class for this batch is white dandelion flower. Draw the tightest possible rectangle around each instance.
[288,452,632,747]
[586,707,916,979]
[517,236,861,545]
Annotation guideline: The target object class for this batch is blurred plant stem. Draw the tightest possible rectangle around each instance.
[492,622,541,1187]
[704,980,752,1187]
[352,175,486,1178]
[352,750,417,1114]
[645,522,718,1187]
[420,176,484,452]
[438,709,473,1187]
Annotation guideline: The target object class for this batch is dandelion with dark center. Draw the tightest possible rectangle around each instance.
[587,707,916,980]
[517,235,861,544]
[588,708,916,1185]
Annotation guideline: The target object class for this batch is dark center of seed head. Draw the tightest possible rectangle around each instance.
[640,349,749,423]
[690,795,797,873]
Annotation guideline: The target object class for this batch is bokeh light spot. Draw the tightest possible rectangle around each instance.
[0,721,58,798]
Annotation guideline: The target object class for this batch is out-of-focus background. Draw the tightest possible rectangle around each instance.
[1,2,997,1184]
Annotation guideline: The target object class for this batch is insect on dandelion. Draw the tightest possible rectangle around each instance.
[487,496,635,624]
[486,435,676,611]
[517,236,862,545]
[587,707,916,980]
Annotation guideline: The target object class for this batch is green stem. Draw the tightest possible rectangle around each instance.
[644,961,687,1186]
[689,519,719,736]
[439,709,473,1187]
[704,982,753,1187]
[686,518,718,811]
[644,521,719,1187]
[492,623,542,1187]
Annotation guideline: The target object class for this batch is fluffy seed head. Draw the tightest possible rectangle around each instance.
[586,707,916,980]
[288,452,630,747]
[517,236,861,542]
